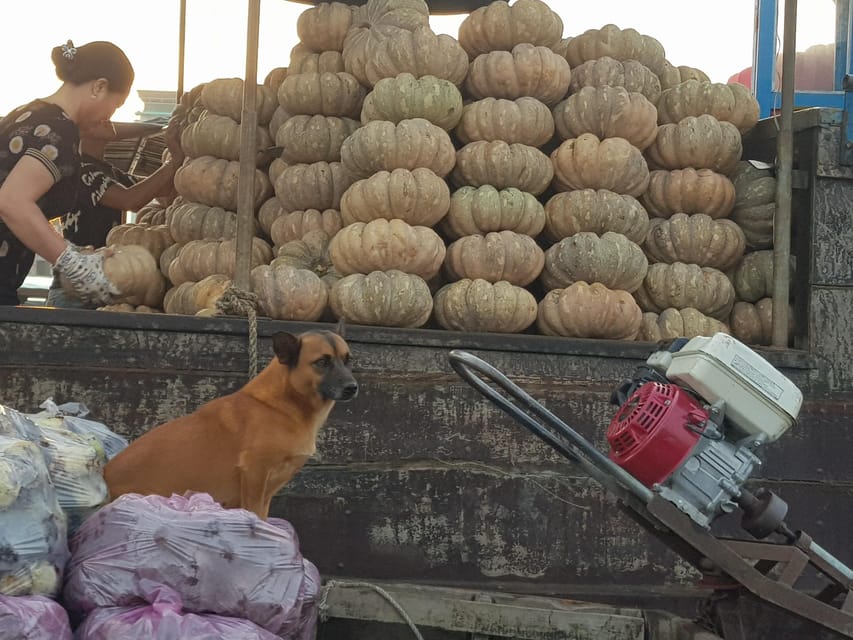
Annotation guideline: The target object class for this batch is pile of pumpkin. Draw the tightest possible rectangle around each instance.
[96,0,791,347]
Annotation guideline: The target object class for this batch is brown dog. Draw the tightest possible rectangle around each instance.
[104,329,357,519]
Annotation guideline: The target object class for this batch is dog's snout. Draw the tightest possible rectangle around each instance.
[340,381,359,400]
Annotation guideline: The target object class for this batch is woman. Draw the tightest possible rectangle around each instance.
[0,39,134,306]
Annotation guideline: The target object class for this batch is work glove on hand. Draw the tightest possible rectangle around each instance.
[53,242,119,307]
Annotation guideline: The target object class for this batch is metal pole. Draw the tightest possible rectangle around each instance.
[771,0,796,347]
[234,0,261,292]
[177,0,187,99]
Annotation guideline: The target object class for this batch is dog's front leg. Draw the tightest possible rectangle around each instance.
[238,457,272,520]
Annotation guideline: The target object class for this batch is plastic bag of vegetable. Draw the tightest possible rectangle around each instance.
[0,594,72,639]
[76,580,281,639]
[64,492,321,637]
[0,435,68,597]
[29,399,128,460]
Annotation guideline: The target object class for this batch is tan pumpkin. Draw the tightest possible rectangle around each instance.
[637,307,730,342]
[269,107,291,141]
[537,282,643,340]
[273,161,354,212]
[342,24,408,87]
[296,2,355,53]
[272,230,340,289]
[163,274,232,316]
[352,0,430,30]
[732,250,795,302]
[730,298,793,346]
[200,78,277,125]
[543,189,649,244]
[361,73,463,131]
[658,61,711,91]
[174,156,273,211]
[553,86,658,150]
[330,269,433,328]
[167,201,258,244]
[569,56,661,105]
[634,262,735,321]
[288,47,346,74]
[135,202,168,226]
[452,140,554,195]
[277,72,366,119]
[440,185,545,240]
[159,242,183,280]
[167,237,273,286]
[644,213,746,271]
[645,115,742,175]
[362,26,470,87]
[264,67,288,91]
[340,168,450,227]
[275,115,360,164]
[433,279,538,333]
[465,44,571,106]
[455,97,554,147]
[340,118,456,179]
[641,168,736,219]
[100,245,166,308]
[444,231,544,286]
[566,24,665,75]
[457,0,563,59]
[551,134,650,197]
[657,80,760,134]
[106,224,174,262]
[329,218,445,279]
[268,158,289,187]
[730,160,775,249]
[98,303,161,314]
[251,263,328,321]
[542,231,648,293]
[269,209,343,245]
[180,110,272,162]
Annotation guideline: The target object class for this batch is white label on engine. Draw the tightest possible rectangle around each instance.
[730,354,784,400]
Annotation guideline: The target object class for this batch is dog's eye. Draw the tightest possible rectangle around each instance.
[314,357,331,369]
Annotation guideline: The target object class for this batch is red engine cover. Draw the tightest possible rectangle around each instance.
[606,382,709,488]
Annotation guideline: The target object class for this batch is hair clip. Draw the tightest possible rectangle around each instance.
[61,40,77,60]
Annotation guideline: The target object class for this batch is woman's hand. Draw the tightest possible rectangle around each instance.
[53,242,119,306]
[164,117,185,166]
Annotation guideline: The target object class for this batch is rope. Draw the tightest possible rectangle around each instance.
[317,580,424,640]
[215,286,260,380]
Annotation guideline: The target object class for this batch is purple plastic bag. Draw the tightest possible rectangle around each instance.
[64,493,320,637]
[75,581,280,639]
[0,594,72,639]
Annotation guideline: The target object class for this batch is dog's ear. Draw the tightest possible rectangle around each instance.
[272,332,301,367]
[334,318,347,338]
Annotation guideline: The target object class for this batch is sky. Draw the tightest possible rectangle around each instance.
[0,0,838,123]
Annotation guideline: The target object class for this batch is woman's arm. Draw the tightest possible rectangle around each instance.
[0,155,67,263]
[99,160,180,211]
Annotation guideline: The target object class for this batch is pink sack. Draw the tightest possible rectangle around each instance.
[0,594,72,640]
[63,493,320,637]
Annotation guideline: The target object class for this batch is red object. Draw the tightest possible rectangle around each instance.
[606,382,708,488]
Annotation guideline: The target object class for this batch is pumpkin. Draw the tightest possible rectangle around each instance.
[288,47,346,74]
[269,107,291,140]
[433,279,538,333]
[644,213,746,271]
[457,0,563,59]
[553,86,658,150]
[565,24,666,76]
[361,73,463,130]
[100,245,166,308]
[174,156,273,211]
[330,269,433,327]
[167,201,258,244]
[658,61,711,91]
[362,26,470,87]
[444,231,544,286]
[645,115,742,175]
[159,242,183,280]
[352,0,430,30]
[342,25,408,87]
[251,263,328,321]
[637,307,729,342]
[268,158,289,187]
[340,168,450,227]
[730,160,775,249]
[465,44,571,106]
[264,67,288,90]
[106,224,174,262]
[269,209,343,245]
[732,250,795,302]
[730,298,793,346]
[180,110,272,162]
[135,202,168,226]
[537,282,643,340]
[542,231,648,293]
[641,168,736,219]
[167,237,273,286]
[440,185,545,239]
[98,303,161,314]
[272,230,340,288]
[657,80,760,134]
[551,134,650,197]
[452,140,554,195]
[329,218,446,279]
[200,78,277,125]
[274,161,354,212]
[163,274,232,316]
[569,56,661,105]
[634,262,735,321]
[543,189,649,244]
[296,2,355,53]
[455,97,554,147]
[275,115,360,164]
[277,72,366,119]
[340,118,456,179]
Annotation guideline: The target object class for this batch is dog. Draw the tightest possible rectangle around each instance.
[104,328,357,519]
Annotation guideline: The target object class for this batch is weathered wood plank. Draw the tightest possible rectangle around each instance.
[811,178,853,286]
[809,287,853,393]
